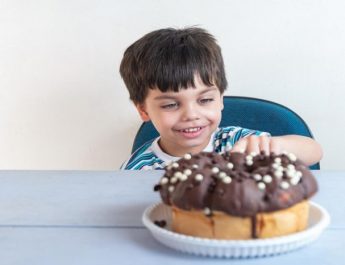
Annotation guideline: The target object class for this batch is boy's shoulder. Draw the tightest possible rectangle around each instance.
[120,138,165,170]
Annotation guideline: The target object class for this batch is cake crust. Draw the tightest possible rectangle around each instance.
[172,200,309,239]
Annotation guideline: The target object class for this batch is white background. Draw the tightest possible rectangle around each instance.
[1,0,344,170]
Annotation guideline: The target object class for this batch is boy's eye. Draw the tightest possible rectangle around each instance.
[161,102,179,109]
[199,98,214,104]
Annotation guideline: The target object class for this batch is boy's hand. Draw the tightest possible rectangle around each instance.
[231,135,281,155]
[230,134,322,166]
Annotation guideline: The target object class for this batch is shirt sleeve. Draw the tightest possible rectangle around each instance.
[214,126,271,153]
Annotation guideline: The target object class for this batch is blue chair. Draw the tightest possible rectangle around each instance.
[131,96,320,170]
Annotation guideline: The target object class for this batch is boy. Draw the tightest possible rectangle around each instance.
[119,27,322,170]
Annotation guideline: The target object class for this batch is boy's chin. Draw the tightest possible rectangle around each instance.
[179,141,209,154]
[160,136,211,156]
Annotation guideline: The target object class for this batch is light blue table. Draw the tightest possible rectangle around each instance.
[0,170,343,264]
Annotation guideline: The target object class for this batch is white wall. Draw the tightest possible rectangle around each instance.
[1,0,344,170]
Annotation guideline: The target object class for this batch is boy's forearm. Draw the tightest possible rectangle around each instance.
[274,135,323,166]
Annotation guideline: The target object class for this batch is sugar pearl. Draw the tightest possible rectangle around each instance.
[263,175,273,183]
[172,162,179,168]
[168,186,175,192]
[288,153,297,161]
[253,174,262,181]
[246,160,253,166]
[272,163,279,169]
[223,176,232,184]
[296,171,303,178]
[257,182,266,190]
[170,177,178,183]
[183,169,192,176]
[280,181,290,189]
[218,172,227,178]
[287,164,295,170]
[204,207,211,215]
[277,166,284,172]
[195,174,204,181]
[160,177,168,185]
[274,157,282,164]
[184,153,192,160]
[286,170,295,178]
[290,176,301,185]
[212,167,220,174]
[246,155,253,161]
[174,171,182,178]
[180,174,188,181]
[192,164,199,169]
[274,171,283,178]
[227,163,234,169]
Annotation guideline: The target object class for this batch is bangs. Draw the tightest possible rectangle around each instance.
[138,28,224,93]
[144,46,217,92]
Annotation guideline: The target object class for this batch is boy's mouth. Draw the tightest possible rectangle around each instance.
[176,126,205,138]
[180,127,202,133]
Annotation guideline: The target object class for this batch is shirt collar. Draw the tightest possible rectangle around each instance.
[151,130,217,161]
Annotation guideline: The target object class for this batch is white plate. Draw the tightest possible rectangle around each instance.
[142,202,330,258]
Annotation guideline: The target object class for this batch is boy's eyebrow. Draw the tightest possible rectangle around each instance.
[153,87,218,100]
[199,87,218,94]
[153,95,178,100]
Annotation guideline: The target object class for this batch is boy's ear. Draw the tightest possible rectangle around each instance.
[135,104,150,121]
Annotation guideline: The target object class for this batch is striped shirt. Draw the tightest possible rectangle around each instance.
[120,126,270,170]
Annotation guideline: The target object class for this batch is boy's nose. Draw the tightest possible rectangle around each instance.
[181,104,200,121]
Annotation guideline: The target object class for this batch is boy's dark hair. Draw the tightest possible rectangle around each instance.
[119,27,228,104]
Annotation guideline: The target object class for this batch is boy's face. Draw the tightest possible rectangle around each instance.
[136,76,224,157]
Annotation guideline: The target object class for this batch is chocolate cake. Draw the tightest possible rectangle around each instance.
[154,151,318,239]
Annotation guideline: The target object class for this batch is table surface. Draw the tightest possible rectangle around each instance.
[0,170,343,265]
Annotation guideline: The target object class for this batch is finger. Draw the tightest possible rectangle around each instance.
[259,135,270,155]
[246,135,260,155]
[269,137,281,155]
[231,139,247,153]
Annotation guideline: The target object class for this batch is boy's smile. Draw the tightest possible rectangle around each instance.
[136,76,224,157]
[176,126,206,138]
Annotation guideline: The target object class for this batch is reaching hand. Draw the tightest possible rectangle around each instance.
[231,135,281,155]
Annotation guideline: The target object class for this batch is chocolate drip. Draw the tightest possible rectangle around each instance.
[251,216,257,239]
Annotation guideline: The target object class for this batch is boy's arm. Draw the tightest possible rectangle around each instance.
[231,135,323,166]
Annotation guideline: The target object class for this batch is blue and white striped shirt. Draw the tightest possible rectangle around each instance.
[120,126,269,170]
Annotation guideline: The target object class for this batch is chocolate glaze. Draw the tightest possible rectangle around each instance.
[155,152,318,218]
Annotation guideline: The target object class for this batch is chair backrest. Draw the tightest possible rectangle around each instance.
[131,96,320,170]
